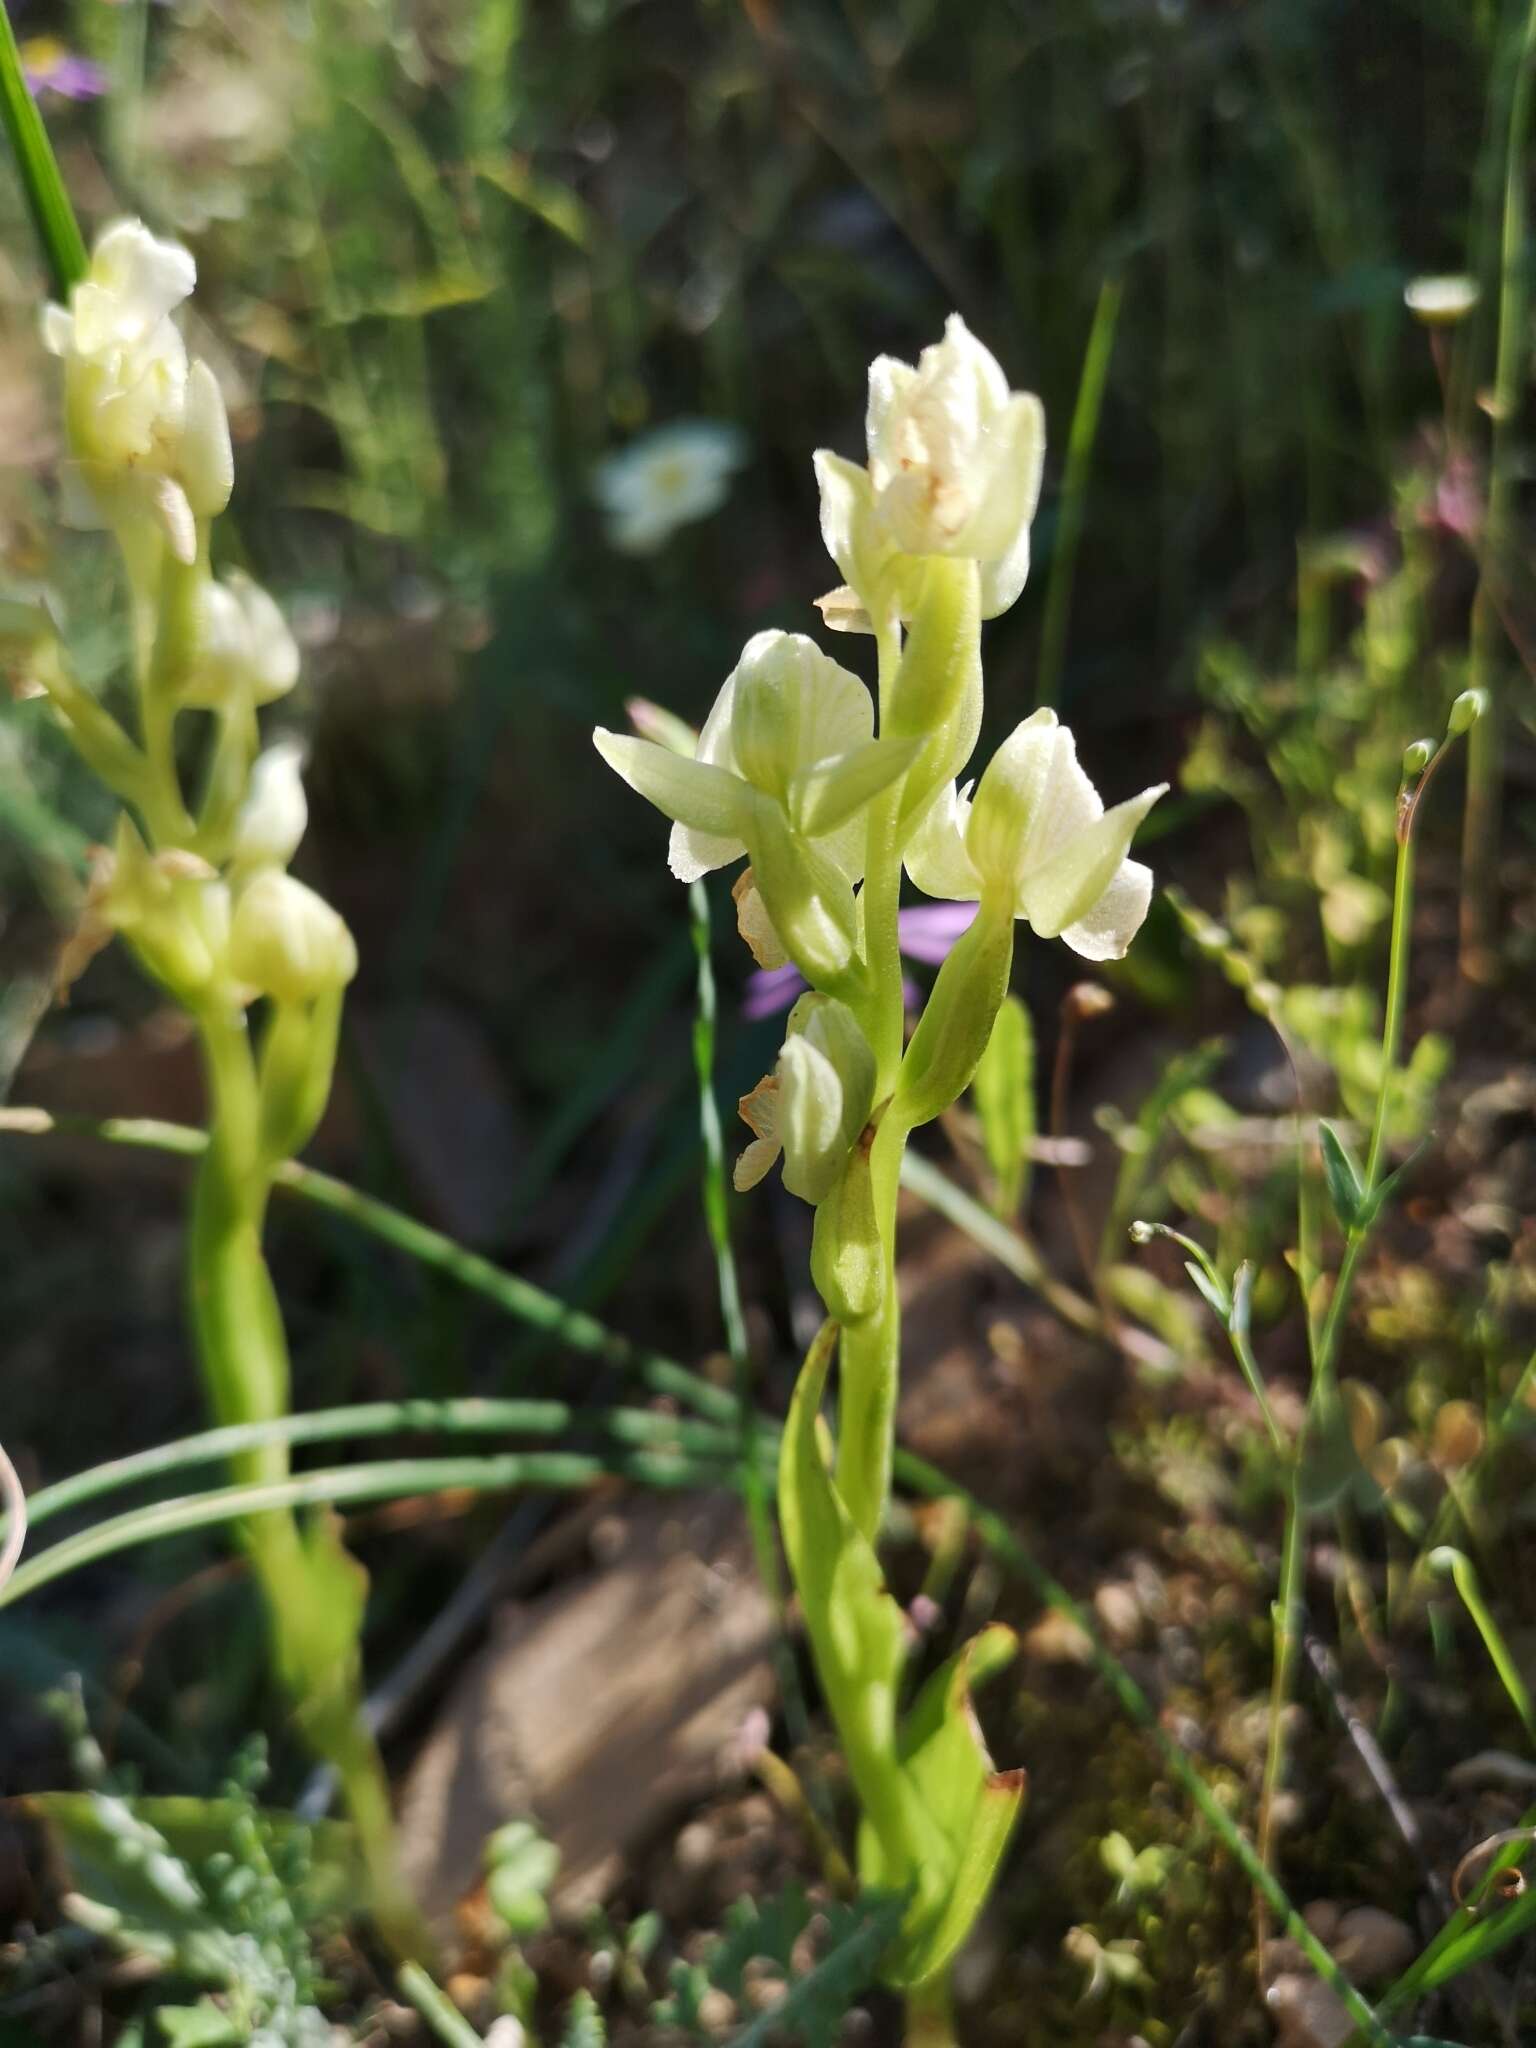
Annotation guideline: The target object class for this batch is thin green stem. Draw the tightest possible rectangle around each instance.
[1461,0,1536,982]
[397,1965,486,2048]
[1255,1470,1306,1955]
[7,1398,742,1541]
[861,618,908,1092]
[1362,825,1415,1196]
[1035,276,1122,712]
[1430,1546,1536,1749]
[0,1448,728,1610]
[834,1111,904,1547]
[689,877,807,1747]
[0,0,88,295]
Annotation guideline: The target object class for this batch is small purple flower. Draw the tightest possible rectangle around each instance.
[21,38,107,103]
[743,899,977,1022]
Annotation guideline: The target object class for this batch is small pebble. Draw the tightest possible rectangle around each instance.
[675,1820,717,1871]
[1330,1906,1416,1983]
[1094,1581,1142,1647]
[1302,1899,1340,1944]
[1266,1971,1352,2048]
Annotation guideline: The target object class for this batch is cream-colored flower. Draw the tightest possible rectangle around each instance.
[594,420,747,554]
[593,629,915,884]
[229,869,356,1003]
[905,708,1164,960]
[230,738,308,872]
[187,571,301,709]
[42,219,233,560]
[815,315,1045,624]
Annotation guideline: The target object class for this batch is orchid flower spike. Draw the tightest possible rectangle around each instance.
[815,314,1045,630]
[593,628,917,884]
[43,219,233,563]
[905,708,1165,960]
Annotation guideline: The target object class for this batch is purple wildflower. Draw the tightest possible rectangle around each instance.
[21,38,107,102]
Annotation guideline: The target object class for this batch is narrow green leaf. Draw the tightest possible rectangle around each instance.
[0,1,87,295]
[1319,1119,1365,1230]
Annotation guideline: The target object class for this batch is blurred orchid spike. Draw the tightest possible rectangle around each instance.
[42,219,233,559]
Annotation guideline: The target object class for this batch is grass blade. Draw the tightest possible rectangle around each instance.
[1034,274,1122,711]
[0,1446,734,1609]
[5,1395,743,1542]
[0,0,87,294]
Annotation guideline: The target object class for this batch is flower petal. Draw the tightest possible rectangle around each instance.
[1059,859,1154,961]
[964,708,1061,886]
[905,780,982,901]
[594,729,749,844]
[1017,785,1166,939]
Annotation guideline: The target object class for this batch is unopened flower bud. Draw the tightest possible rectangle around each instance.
[188,571,301,709]
[778,994,876,1205]
[229,870,356,1003]
[1402,737,1435,778]
[733,994,876,1206]
[1447,688,1485,737]
[231,739,308,872]
[1403,275,1478,327]
[1128,1220,1156,1244]
[625,696,697,756]
[179,359,234,517]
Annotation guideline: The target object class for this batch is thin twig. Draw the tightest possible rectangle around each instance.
[1305,1632,1453,1918]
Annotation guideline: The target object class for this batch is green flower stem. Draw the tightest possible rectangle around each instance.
[905,1973,959,2047]
[188,994,425,1959]
[1259,795,1420,1945]
[398,1963,487,2048]
[830,613,918,1545]
[861,619,909,1092]
[1255,1467,1306,1913]
[834,1111,906,1547]
[1313,793,1417,1384]
[1429,1546,1536,1749]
